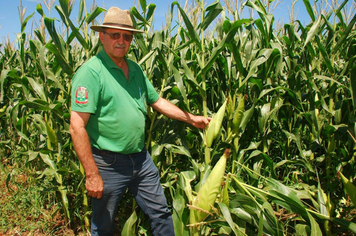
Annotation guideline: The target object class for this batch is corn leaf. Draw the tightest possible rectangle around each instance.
[201,19,246,76]
[45,121,58,146]
[164,144,191,157]
[200,1,223,31]
[339,172,356,206]
[131,7,147,24]
[315,36,335,75]
[56,3,89,49]
[171,63,188,105]
[58,185,71,221]
[171,2,200,49]
[0,69,10,103]
[44,17,65,54]
[173,193,189,236]
[332,12,356,53]
[122,210,138,236]
[146,4,156,22]
[26,76,46,101]
[36,3,45,17]
[304,16,322,47]
[86,6,106,24]
[39,153,61,184]
[351,64,356,109]
[218,202,241,236]
[21,12,35,33]
[45,43,73,75]
[331,217,356,233]
[303,0,316,22]
[180,171,195,203]
[139,0,147,12]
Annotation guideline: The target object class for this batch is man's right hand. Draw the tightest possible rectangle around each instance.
[85,173,104,199]
[70,111,104,199]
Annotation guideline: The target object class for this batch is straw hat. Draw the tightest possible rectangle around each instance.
[91,7,144,33]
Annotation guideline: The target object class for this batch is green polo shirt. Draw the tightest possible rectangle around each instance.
[71,50,159,154]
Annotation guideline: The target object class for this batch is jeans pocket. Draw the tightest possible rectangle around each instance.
[93,153,116,167]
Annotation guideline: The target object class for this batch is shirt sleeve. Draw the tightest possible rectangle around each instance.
[145,75,159,105]
[71,64,101,114]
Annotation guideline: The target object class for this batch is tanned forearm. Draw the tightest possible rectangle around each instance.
[70,111,103,199]
[151,97,192,121]
[70,125,99,176]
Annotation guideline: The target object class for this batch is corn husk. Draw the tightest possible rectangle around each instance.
[191,149,230,223]
[205,100,227,147]
[232,93,245,134]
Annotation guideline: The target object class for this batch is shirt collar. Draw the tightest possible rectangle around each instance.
[98,49,137,78]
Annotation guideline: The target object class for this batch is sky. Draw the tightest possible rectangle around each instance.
[0,0,313,44]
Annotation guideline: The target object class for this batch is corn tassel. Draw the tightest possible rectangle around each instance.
[339,172,356,206]
[205,100,227,148]
[190,149,230,231]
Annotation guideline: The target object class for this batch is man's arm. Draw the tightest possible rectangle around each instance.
[150,97,210,129]
[70,111,103,199]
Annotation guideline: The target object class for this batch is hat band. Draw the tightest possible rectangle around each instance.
[103,23,134,29]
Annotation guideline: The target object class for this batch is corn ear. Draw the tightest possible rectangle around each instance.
[339,172,356,206]
[220,173,230,207]
[205,100,227,147]
[192,149,230,223]
[232,93,245,134]
[227,93,236,119]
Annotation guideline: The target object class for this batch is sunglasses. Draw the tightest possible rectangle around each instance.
[103,31,133,41]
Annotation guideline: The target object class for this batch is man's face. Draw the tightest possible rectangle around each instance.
[100,28,133,61]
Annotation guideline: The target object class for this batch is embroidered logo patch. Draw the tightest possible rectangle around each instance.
[75,87,89,104]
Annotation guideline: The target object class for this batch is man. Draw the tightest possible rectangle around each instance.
[69,7,209,236]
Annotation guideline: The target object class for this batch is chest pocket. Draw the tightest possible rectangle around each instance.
[135,90,147,116]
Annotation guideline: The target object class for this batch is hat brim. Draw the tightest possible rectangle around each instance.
[91,25,144,33]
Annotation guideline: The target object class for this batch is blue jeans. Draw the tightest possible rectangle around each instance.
[90,147,175,236]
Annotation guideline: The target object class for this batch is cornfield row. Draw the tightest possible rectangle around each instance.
[1,0,356,235]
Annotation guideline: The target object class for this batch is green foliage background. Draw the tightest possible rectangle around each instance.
[1,0,356,235]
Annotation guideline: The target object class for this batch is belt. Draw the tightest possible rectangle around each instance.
[92,147,119,156]
[92,147,145,156]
